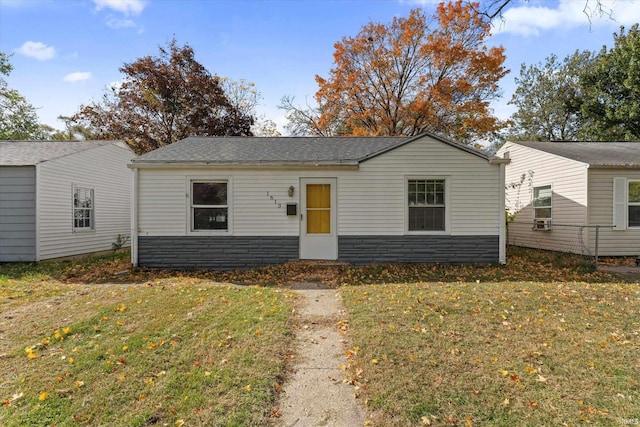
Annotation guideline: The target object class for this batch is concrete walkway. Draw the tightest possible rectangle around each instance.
[598,264,640,282]
[276,283,366,427]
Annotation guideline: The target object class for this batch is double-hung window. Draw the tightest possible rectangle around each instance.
[408,179,446,231]
[629,180,640,228]
[73,186,94,230]
[191,181,228,231]
[533,185,552,219]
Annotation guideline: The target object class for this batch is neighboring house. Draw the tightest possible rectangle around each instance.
[497,141,640,256]
[129,133,509,269]
[0,140,134,262]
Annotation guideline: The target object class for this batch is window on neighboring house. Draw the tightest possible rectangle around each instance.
[73,187,94,230]
[408,179,446,231]
[533,185,552,219]
[629,181,640,227]
[191,181,228,231]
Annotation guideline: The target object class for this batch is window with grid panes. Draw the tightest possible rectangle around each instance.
[408,179,445,231]
[73,187,94,230]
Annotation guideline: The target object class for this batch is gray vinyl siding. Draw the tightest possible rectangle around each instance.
[338,235,499,264]
[588,169,640,256]
[138,236,299,269]
[0,166,36,261]
[137,235,498,269]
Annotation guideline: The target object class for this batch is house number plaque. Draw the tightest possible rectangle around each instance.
[265,191,282,209]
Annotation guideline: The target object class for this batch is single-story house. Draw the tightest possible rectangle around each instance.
[497,141,640,256]
[0,140,134,262]
[129,133,509,269]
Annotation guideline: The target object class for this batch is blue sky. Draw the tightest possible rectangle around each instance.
[1,0,639,135]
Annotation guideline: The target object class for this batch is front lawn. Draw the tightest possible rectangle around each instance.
[342,281,640,426]
[1,247,636,426]
[0,281,294,426]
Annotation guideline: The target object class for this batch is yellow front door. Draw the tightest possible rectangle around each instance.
[300,178,337,260]
[306,183,331,234]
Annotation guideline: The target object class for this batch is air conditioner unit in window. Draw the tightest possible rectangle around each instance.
[533,218,552,231]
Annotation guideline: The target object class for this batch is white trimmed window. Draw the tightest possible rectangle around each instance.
[73,186,94,230]
[191,180,228,231]
[408,179,446,231]
[533,185,552,219]
[629,180,640,228]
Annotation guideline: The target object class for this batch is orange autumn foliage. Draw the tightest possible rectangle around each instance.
[314,1,508,143]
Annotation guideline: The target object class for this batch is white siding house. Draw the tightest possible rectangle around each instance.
[130,134,509,269]
[0,141,134,262]
[497,141,640,256]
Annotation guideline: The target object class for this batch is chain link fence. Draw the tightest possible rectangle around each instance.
[507,221,616,267]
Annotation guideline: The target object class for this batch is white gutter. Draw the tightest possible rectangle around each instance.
[490,155,510,264]
[34,164,40,262]
[131,167,138,267]
[127,161,360,170]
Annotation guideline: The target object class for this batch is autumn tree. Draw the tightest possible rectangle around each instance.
[72,39,254,153]
[507,51,593,141]
[221,77,281,136]
[580,24,640,141]
[283,2,508,143]
[0,52,44,140]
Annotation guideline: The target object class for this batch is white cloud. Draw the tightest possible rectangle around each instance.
[106,15,136,28]
[63,72,92,82]
[494,0,640,36]
[16,41,55,61]
[92,0,146,15]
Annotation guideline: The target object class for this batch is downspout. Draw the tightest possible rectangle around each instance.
[131,167,138,267]
[34,164,40,262]
[490,154,510,264]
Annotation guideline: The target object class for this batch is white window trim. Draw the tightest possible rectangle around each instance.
[628,179,640,228]
[72,184,95,232]
[186,176,233,235]
[404,176,450,235]
[532,184,552,220]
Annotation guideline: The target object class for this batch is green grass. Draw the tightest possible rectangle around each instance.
[0,281,294,426]
[1,246,636,426]
[341,281,640,426]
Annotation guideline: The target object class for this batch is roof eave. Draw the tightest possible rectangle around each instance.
[587,164,640,169]
[128,160,360,170]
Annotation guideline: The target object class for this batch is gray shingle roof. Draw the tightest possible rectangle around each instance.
[512,141,640,168]
[0,140,126,166]
[132,134,488,166]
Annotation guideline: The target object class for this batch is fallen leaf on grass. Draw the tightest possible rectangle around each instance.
[38,392,48,401]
